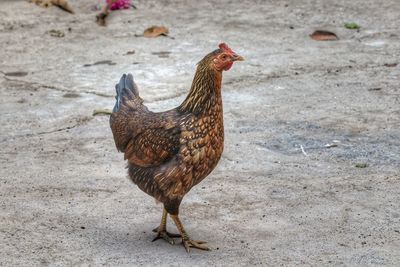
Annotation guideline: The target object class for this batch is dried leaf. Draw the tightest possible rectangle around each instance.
[29,0,74,13]
[310,30,338,41]
[29,0,51,7]
[143,26,169,38]
[51,0,74,13]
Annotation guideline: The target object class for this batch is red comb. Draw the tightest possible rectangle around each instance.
[219,43,235,54]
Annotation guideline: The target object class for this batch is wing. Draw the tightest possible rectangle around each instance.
[123,113,182,167]
[110,74,183,168]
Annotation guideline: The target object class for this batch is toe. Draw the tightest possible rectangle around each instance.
[192,241,210,251]
[192,240,207,244]
[182,239,210,252]
[182,240,191,253]
[164,235,175,245]
[153,231,176,245]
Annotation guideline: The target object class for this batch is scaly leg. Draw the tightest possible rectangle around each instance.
[170,214,210,252]
[152,208,180,244]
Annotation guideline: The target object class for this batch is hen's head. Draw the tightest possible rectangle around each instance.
[201,43,244,72]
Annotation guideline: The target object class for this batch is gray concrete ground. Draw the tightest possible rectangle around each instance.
[1,0,400,266]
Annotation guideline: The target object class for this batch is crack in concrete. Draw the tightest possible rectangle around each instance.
[36,124,82,135]
[1,75,114,98]
[1,117,93,143]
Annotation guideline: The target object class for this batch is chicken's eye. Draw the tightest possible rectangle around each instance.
[221,54,228,60]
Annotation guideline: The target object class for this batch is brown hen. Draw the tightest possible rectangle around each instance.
[110,43,243,252]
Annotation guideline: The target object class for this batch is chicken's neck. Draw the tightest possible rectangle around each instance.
[179,66,222,115]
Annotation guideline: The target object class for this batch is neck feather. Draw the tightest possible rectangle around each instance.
[179,64,222,115]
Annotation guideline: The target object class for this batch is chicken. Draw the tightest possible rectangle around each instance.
[110,43,243,252]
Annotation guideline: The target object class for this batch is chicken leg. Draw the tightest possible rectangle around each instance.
[152,208,181,244]
[170,214,210,252]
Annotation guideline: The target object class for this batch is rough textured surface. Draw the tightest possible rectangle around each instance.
[1,0,399,266]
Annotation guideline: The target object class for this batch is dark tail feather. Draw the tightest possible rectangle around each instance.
[113,73,139,112]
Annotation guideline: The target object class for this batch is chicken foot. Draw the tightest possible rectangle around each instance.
[170,214,210,252]
[152,208,181,244]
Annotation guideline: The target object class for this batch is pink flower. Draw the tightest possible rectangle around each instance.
[106,0,131,10]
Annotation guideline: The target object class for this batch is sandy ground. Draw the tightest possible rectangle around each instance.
[1,0,400,266]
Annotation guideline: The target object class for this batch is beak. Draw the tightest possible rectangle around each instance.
[232,54,244,61]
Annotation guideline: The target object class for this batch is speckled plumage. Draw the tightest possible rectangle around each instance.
[109,44,243,251]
